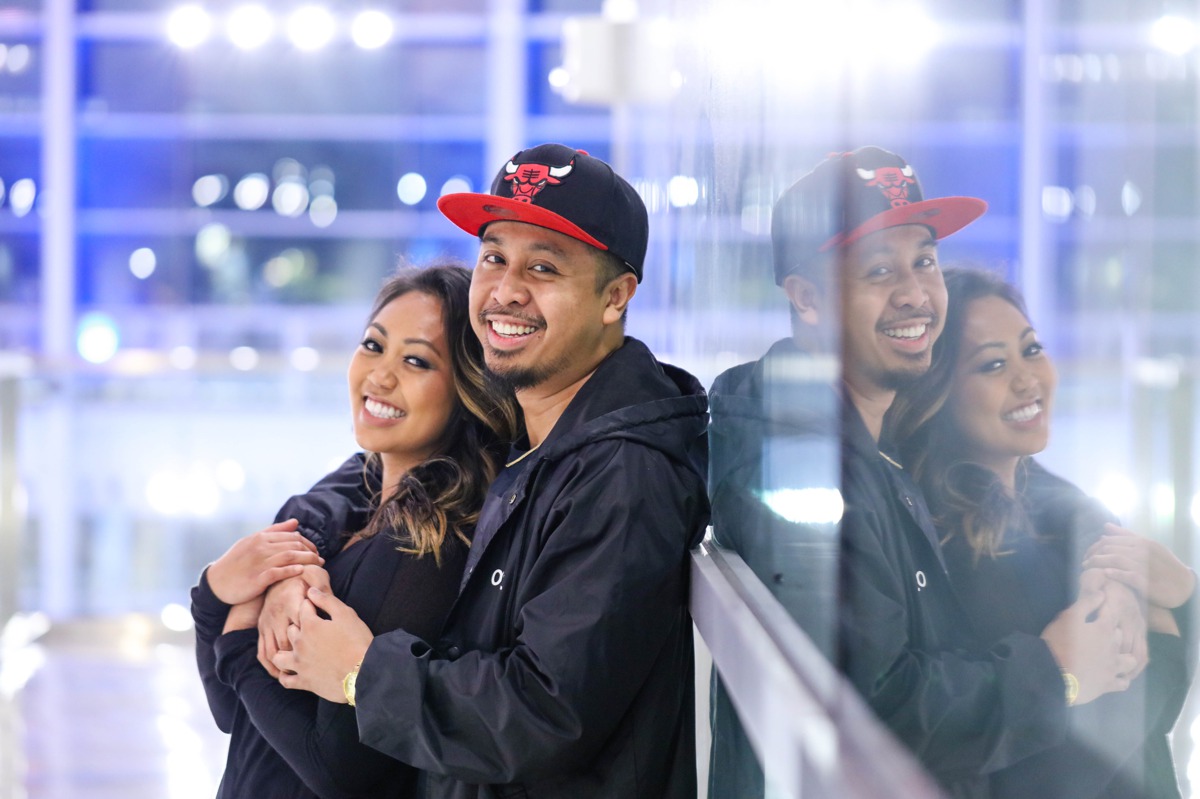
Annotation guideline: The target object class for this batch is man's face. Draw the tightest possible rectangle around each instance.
[838,224,947,396]
[468,221,625,395]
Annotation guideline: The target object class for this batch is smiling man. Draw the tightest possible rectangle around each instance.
[276,143,710,798]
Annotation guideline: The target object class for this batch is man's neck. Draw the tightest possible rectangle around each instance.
[843,380,895,443]
[517,369,595,448]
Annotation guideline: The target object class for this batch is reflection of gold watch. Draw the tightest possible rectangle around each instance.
[343,661,362,707]
[1062,670,1080,707]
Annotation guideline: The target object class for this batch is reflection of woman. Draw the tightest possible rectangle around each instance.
[191,264,518,798]
[889,268,1195,798]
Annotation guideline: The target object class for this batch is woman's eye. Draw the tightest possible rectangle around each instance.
[404,355,431,369]
[360,337,382,353]
[980,359,1005,373]
[1024,342,1045,358]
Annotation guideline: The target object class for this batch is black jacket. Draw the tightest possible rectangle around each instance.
[838,397,1069,798]
[705,339,840,799]
[289,337,710,798]
[944,459,1195,799]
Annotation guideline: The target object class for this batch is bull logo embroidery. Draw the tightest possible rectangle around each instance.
[856,165,916,208]
[504,157,575,203]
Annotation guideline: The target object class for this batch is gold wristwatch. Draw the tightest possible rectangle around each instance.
[1062,670,1079,707]
[343,661,362,707]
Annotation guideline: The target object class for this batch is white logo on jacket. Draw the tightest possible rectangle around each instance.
[915,570,927,591]
[491,569,505,589]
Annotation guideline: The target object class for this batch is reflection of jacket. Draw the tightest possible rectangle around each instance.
[706,339,840,799]
[943,459,1195,799]
[291,338,709,798]
[708,338,840,650]
[839,399,1068,798]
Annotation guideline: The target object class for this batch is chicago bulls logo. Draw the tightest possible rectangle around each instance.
[856,165,916,208]
[504,157,575,203]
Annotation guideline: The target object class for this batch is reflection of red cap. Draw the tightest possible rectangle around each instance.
[437,143,649,282]
[771,146,987,285]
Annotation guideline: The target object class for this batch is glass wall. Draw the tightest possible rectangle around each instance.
[3,0,1200,797]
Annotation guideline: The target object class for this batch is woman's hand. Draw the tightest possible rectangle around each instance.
[223,595,264,635]
[206,519,324,605]
[1041,571,1140,705]
[1084,523,1196,610]
[257,564,332,678]
[273,587,373,704]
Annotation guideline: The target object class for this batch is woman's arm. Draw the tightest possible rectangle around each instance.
[1084,523,1196,629]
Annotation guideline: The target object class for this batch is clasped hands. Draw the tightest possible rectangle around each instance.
[206,520,375,704]
[1041,522,1196,706]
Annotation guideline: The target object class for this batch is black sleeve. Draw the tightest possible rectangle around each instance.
[354,443,702,784]
[837,495,1067,779]
[275,453,376,559]
[213,631,413,799]
[190,568,236,733]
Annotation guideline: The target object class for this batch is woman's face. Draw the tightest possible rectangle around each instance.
[946,294,1057,481]
[347,291,457,478]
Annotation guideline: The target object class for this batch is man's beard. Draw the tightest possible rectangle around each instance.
[485,350,569,393]
[876,353,932,391]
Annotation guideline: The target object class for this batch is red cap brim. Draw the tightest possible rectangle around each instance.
[437,193,608,252]
[821,196,988,251]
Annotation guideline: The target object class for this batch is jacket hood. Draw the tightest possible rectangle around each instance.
[537,337,709,480]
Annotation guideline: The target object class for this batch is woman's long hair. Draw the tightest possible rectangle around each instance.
[885,267,1033,561]
[358,262,520,562]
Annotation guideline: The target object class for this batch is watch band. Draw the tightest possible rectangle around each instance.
[343,661,362,707]
[1062,670,1080,707]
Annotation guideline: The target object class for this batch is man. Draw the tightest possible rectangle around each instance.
[269,143,709,798]
[708,147,1137,797]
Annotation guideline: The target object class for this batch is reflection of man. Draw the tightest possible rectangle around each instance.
[710,147,1134,797]
[270,144,710,797]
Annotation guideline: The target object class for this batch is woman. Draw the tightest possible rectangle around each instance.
[887,267,1195,798]
[191,263,519,798]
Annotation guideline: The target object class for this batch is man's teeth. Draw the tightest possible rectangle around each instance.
[491,320,537,337]
[883,323,928,340]
[1004,402,1040,423]
[365,398,404,419]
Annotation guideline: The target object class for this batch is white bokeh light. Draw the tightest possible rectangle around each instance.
[192,174,228,207]
[290,346,320,372]
[5,44,30,74]
[166,5,213,49]
[229,346,259,371]
[10,178,35,218]
[309,195,338,227]
[397,172,427,205]
[1095,473,1139,520]
[1150,14,1197,55]
[440,176,472,197]
[667,175,700,208]
[272,179,310,217]
[160,603,194,632]
[234,173,270,211]
[215,459,246,492]
[129,247,157,279]
[352,10,394,49]
[227,4,274,50]
[168,345,198,370]
[288,5,335,51]
[77,313,120,365]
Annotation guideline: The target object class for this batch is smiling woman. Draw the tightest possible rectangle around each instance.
[189,262,520,798]
[887,267,1197,798]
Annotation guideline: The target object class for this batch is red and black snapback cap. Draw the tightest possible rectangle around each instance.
[771,146,987,285]
[438,143,649,282]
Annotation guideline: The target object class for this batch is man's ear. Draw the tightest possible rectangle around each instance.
[601,272,638,326]
[782,274,820,326]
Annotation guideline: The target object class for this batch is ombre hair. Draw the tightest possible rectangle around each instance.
[886,267,1032,561]
[359,262,520,562]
